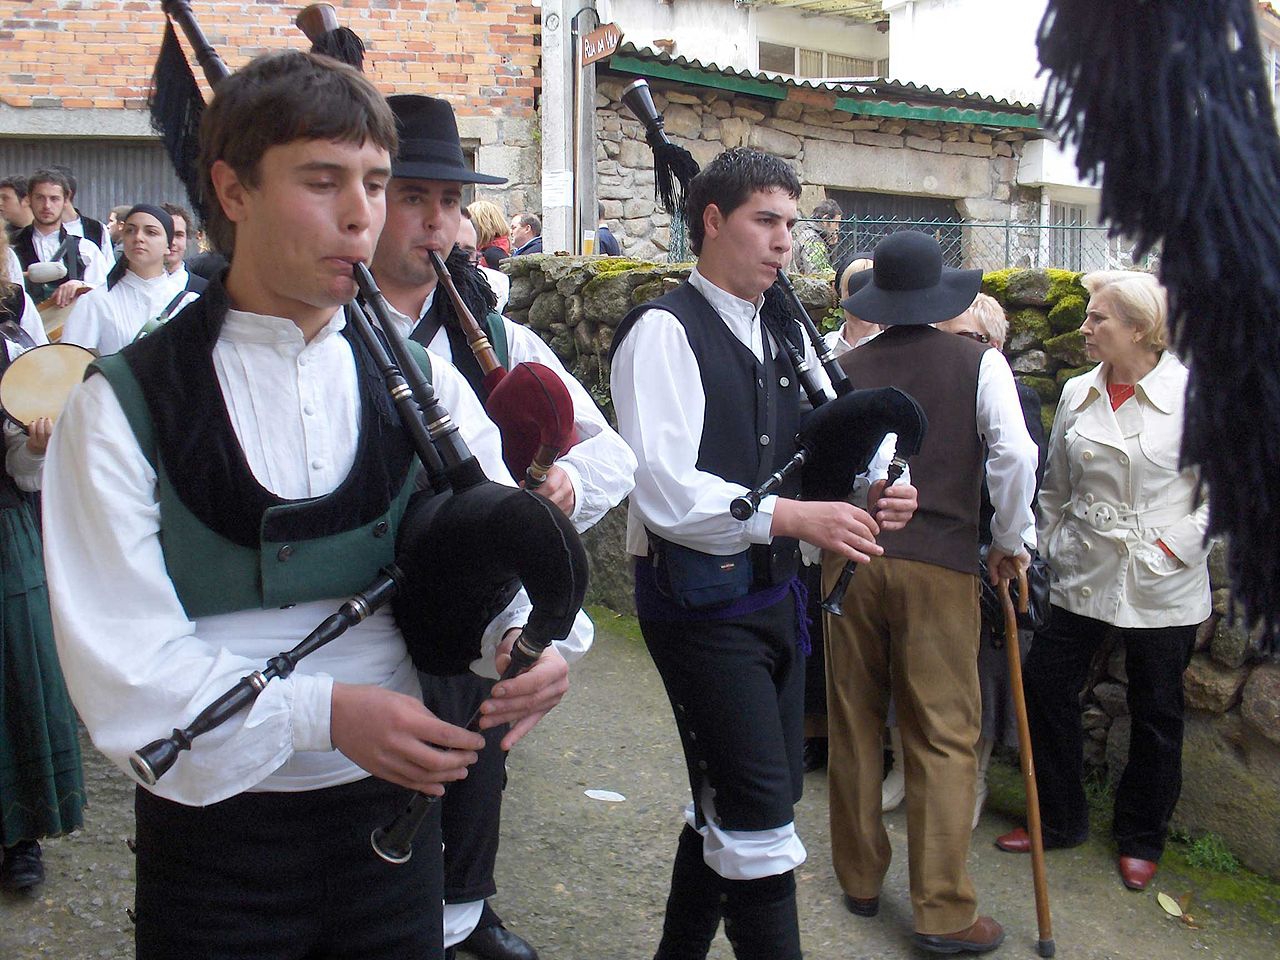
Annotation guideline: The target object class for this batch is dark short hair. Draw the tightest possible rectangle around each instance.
[161,201,195,233]
[515,212,542,237]
[686,147,801,255]
[0,176,28,200]
[27,168,72,199]
[49,163,77,199]
[811,199,842,221]
[198,51,398,256]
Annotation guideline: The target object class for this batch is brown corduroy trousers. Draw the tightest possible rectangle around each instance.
[822,553,982,935]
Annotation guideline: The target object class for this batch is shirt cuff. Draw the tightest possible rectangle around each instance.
[748,495,778,544]
[291,673,335,753]
[558,459,586,524]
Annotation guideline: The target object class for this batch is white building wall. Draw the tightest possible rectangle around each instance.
[753,8,887,71]
[603,0,886,74]
[603,0,756,68]
[883,0,1096,205]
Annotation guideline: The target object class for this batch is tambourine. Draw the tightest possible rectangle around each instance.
[0,343,95,432]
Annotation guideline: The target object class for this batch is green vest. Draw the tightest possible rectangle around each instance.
[91,342,434,619]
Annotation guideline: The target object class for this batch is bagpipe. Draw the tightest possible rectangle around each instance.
[621,79,927,614]
[131,0,589,863]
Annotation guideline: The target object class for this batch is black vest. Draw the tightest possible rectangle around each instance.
[109,277,419,558]
[13,224,86,301]
[613,281,804,587]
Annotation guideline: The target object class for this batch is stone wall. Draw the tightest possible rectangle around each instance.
[593,74,1040,261]
[504,257,1280,879]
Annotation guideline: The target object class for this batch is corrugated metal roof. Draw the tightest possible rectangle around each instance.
[610,42,1040,114]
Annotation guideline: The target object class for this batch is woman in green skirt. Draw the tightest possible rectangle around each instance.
[0,240,85,892]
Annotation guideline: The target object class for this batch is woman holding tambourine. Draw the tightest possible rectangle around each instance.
[0,233,84,892]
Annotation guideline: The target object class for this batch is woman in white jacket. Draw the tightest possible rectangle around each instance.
[995,271,1211,893]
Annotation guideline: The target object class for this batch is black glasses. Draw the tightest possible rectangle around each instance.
[955,331,990,344]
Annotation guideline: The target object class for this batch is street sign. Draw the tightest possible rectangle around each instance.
[581,22,623,66]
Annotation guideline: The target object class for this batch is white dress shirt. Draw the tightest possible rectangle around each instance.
[65,215,115,263]
[3,293,51,488]
[3,247,21,285]
[973,347,1039,553]
[44,305,528,806]
[30,227,109,288]
[384,289,637,534]
[612,268,870,558]
[62,269,197,356]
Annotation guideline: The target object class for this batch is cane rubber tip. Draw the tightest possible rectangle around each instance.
[1037,939,1056,957]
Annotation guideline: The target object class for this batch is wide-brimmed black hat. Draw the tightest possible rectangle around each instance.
[387,94,507,185]
[841,231,981,326]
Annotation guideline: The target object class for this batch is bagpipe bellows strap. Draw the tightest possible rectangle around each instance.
[1039,0,1280,655]
[147,20,207,221]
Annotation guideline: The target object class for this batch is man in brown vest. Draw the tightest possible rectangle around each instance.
[822,231,1038,954]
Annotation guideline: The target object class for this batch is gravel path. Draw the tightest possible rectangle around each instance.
[2,611,1276,959]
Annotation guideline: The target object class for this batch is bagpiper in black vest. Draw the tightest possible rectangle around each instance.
[612,280,805,593]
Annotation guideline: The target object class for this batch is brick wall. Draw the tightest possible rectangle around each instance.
[0,0,540,115]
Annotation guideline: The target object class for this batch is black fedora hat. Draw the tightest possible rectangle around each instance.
[841,231,981,326]
[387,94,507,185]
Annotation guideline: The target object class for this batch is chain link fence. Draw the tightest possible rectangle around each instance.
[667,215,1157,274]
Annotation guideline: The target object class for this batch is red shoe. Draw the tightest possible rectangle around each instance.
[1118,856,1158,891]
[995,827,1031,853]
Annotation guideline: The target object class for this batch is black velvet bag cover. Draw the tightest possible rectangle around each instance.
[798,386,928,503]
[392,483,588,675]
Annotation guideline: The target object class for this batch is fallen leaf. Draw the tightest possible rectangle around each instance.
[1157,892,1183,918]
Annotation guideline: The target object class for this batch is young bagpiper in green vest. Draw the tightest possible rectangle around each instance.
[42,51,567,960]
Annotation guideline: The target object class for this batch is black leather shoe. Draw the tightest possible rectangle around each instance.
[802,737,828,773]
[1,840,44,891]
[459,924,539,960]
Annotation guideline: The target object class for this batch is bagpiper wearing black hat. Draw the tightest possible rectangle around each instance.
[370,93,636,960]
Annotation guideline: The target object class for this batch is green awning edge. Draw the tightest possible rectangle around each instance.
[607,54,787,101]
[605,54,1040,130]
[833,97,1041,129]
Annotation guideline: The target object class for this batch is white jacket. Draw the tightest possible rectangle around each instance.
[1037,352,1212,628]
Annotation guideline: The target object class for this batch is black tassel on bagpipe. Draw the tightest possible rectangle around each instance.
[620,79,701,222]
[435,246,498,329]
[1039,0,1280,655]
[147,19,207,220]
[308,25,364,70]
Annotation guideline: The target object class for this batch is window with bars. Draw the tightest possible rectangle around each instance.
[1049,201,1089,272]
[758,41,880,79]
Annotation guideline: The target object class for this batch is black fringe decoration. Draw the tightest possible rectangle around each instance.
[1038,0,1280,656]
[649,135,701,226]
[436,246,498,330]
[147,20,207,222]
[309,26,365,72]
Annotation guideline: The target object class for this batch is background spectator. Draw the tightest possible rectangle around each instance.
[467,199,511,269]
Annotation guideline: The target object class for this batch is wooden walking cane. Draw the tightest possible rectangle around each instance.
[999,570,1055,957]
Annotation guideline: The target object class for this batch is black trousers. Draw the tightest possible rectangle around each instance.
[1023,604,1196,861]
[134,777,443,960]
[420,671,508,905]
[641,594,804,833]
